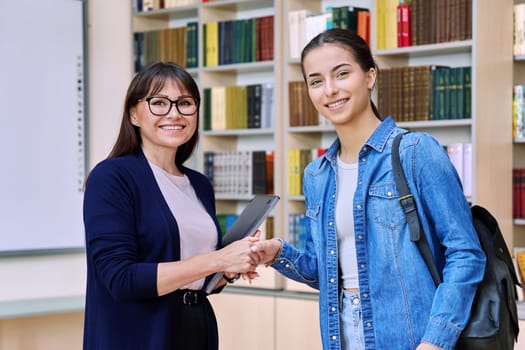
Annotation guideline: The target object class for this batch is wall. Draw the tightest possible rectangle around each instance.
[0,1,132,349]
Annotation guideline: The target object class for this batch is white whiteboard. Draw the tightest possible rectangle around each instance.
[0,0,86,254]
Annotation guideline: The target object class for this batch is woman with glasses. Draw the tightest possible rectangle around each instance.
[82,61,261,350]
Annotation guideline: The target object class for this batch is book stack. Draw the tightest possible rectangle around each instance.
[514,247,525,300]
[134,0,198,12]
[445,143,472,198]
[515,4,525,56]
[375,0,472,50]
[203,150,274,196]
[289,213,308,249]
[376,65,471,121]
[288,81,319,127]
[202,83,273,131]
[203,15,274,67]
[513,85,525,139]
[514,169,525,220]
[133,22,198,72]
[288,148,326,196]
[287,6,370,59]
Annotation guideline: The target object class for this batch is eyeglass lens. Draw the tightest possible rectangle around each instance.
[147,96,198,116]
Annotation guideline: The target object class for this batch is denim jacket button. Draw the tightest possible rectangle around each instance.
[330,278,335,283]
[330,250,335,255]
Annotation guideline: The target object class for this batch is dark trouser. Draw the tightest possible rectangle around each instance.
[174,290,209,350]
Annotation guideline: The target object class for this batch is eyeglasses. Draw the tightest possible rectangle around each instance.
[140,95,199,116]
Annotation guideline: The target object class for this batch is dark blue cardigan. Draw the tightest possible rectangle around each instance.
[82,150,222,349]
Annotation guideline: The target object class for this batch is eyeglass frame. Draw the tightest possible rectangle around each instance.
[138,95,200,117]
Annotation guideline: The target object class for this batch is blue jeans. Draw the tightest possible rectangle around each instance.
[340,290,365,350]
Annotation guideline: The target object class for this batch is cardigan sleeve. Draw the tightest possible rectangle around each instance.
[83,160,158,302]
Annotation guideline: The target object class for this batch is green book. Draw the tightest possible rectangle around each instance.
[432,67,449,120]
[186,21,198,68]
[448,67,458,119]
[464,66,472,119]
[455,67,466,119]
[203,88,211,131]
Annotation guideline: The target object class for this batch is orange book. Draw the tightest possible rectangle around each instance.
[357,10,370,46]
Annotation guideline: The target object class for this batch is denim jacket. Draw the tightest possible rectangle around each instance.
[272,117,486,350]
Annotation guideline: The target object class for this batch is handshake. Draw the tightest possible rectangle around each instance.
[215,231,283,289]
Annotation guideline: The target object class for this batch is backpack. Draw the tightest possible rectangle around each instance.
[392,132,520,350]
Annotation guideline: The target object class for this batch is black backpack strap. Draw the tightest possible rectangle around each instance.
[392,132,442,286]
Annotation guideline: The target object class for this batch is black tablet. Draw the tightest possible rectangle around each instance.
[205,194,280,293]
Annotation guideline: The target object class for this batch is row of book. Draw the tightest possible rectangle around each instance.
[377,65,472,122]
[514,169,525,220]
[515,4,525,56]
[288,6,370,59]
[203,150,274,196]
[512,85,525,139]
[133,23,198,72]
[288,213,308,249]
[445,143,472,198]
[134,0,197,12]
[288,148,327,196]
[286,144,470,197]
[203,15,273,67]
[202,83,274,131]
[376,0,472,50]
[514,247,525,301]
[288,81,323,127]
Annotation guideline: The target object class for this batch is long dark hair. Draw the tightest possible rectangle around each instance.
[108,61,201,167]
[300,28,381,120]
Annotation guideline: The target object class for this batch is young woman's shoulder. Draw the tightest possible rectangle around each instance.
[395,130,445,154]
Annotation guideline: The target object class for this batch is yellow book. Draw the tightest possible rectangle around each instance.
[384,0,398,49]
[225,86,236,130]
[211,86,226,130]
[516,251,525,287]
[288,149,301,196]
[375,0,385,50]
[238,85,248,129]
[205,21,219,67]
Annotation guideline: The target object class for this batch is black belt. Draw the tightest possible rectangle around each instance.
[175,289,204,305]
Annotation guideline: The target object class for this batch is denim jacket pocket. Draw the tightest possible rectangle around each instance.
[368,182,406,230]
[305,203,321,221]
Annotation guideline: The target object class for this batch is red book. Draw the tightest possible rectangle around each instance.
[516,168,525,219]
[397,3,412,47]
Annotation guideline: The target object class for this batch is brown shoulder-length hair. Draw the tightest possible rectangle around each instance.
[300,28,381,120]
[108,61,201,167]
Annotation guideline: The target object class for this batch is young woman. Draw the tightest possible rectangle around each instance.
[82,61,260,350]
[255,28,486,350]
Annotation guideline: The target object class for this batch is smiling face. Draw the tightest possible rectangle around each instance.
[130,79,198,160]
[302,43,376,127]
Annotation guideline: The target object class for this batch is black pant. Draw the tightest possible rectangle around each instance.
[175,302,209,350]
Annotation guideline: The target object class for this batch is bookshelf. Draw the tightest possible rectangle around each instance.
[514,1,525,249]
[514,86,525,245]
[130,0,519,348]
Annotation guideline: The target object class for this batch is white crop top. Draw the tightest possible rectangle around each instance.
[335,157,359,290]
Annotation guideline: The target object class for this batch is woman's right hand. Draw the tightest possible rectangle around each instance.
[217,232,261,274]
